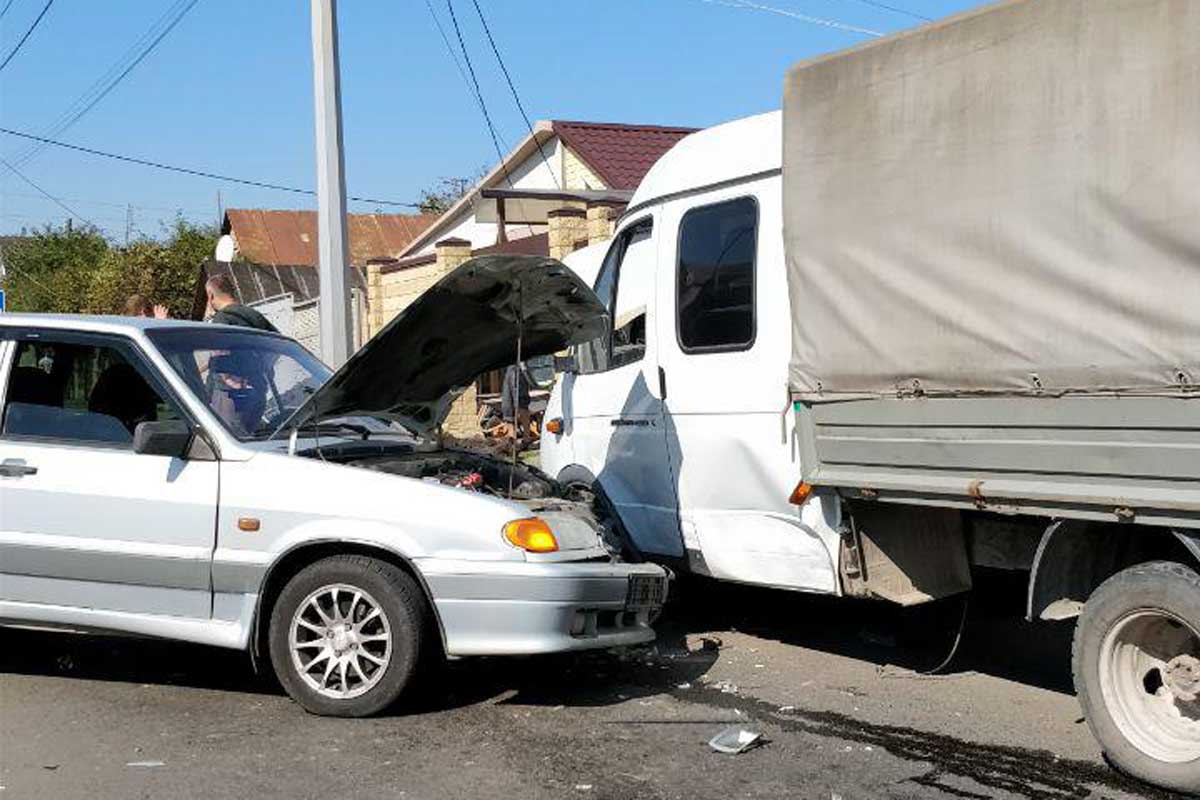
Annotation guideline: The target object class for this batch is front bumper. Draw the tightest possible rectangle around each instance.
[415,558,669,657]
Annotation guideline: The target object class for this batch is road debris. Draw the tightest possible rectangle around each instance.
[707,726,764,754]
[126,761,166,768]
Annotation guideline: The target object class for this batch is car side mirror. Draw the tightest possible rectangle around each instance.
[133,420,193,458]
[553,354,577,374]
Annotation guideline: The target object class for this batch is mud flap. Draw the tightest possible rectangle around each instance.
[841,501,971,605]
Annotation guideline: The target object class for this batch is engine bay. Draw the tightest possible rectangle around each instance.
[300,441,626,556]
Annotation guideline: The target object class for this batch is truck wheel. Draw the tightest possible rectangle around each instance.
[268,555,426,717]
[1073,561,1200,792]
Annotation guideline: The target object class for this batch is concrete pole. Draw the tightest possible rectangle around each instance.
[310,0,353,367]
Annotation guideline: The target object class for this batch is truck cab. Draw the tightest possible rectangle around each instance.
[542,111,842,594]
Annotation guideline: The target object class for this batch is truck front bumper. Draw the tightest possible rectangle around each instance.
[414,558,669,657]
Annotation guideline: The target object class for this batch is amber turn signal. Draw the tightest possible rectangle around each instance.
[545,417,564,435]
[503,517,559,553]
[237,517,261,532]
[788,481,813,506]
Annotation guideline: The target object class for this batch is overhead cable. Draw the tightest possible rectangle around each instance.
[0,0,55,73]
[469,0,558,189]
[0,127,421,208]
[14,0,201,166]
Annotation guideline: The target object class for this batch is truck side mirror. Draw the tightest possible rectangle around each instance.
[133,419,193,458]
[553,354,577,374]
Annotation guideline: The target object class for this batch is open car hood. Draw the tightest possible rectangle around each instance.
[285,255,607,437]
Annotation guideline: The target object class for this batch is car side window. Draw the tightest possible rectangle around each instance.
[677,197,758,353]
[575,217,654,375]
[2,338,181,448]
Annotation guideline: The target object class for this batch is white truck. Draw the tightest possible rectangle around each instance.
[541,0,1200,790]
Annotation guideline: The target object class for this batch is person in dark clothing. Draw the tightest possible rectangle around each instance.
[205,274,278,332]
[501,362,532,441]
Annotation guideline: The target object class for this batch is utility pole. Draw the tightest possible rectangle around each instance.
[310,0,353,367]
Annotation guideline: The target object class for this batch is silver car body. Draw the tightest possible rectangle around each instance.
[0,314,667,657]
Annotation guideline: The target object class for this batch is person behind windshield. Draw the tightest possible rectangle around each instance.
[208,352,268,436]
[205,274,278,332]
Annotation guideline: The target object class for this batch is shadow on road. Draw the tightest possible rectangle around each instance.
[0,569,1069,715]
[0,623,721,715]
[659,569,1077,695]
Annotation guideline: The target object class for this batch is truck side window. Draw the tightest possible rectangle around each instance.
[676,197,757,352]
[1,339,179,447]
[576,217,654,374]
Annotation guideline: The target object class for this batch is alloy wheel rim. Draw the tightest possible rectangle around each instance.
[289,583,392,700]
[1099,609,1200,763]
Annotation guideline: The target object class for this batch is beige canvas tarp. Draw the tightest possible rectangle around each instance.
[784,0,1200,402]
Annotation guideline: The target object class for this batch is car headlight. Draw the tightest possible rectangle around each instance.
[502,517,559,553]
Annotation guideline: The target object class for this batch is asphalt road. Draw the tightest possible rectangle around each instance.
[0,575,1184,800]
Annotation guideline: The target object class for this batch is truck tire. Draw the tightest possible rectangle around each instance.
[1073,561,1200,793]
[268,554,426,717]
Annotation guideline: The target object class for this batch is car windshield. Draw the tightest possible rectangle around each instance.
[146,327,404,441]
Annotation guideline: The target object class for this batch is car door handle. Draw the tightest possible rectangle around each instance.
[611,419,653,427]
[0,459,37,477]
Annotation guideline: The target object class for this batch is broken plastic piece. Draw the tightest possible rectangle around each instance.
[707,726,764,754]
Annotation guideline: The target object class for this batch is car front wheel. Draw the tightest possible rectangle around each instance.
[268,554,427,717]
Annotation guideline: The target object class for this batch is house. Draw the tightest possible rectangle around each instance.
[366,119,697,434]
[194,209,436,352]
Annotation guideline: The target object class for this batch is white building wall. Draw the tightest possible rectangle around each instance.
[412,137,566,256]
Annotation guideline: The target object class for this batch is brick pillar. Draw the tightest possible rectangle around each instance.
[434,237,479,438]
[547,208,587,261]
[435,237,473,274]
[366,261,385,339]
[586,203,617,245]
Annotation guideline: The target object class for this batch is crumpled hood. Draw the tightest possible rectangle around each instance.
[286,254,607,436]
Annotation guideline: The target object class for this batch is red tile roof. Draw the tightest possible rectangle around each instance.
[225,209,438,267]
[551,121,698,190]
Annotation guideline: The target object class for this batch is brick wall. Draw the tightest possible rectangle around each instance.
[562,146,605,190]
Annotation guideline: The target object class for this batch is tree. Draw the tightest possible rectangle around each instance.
[0,217,217,317]
[88,218,219,319]
[417,167,488,214]
[0,223,109,313]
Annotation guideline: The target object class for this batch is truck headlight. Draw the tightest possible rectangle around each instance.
[503,517,559,553]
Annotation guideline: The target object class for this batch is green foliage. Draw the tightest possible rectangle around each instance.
[0,218,217,317]
[417,167,488,215]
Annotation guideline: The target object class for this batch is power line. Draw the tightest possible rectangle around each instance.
[14,0,201,167]
[0,0,18,21]
[0,156,95,227]
[421,0,473,94]
[839,0,930,22]
[444,0,516,188]
[0,127,422,208]
[1,188,212,217]
[469,0,558,189]
[695,0,883,37]
[0,0,55,73]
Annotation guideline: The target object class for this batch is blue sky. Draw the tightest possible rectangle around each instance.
[0,0,982,238]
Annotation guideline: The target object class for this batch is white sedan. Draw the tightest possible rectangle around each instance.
[0,255,669,717]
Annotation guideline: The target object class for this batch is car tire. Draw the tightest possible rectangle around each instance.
[1073,560,1200,793]
[268,554,427,717]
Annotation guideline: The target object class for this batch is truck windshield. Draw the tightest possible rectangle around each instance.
[146,327,399,442]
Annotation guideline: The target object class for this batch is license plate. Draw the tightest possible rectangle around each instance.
[626,574,667,610]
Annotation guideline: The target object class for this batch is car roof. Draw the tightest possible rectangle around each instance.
[0,313,274,337]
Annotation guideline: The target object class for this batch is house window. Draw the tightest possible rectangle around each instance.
[676,197,757,353]
[576,217,654,374]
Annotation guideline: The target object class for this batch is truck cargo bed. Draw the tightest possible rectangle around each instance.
[797,395,1200,529]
